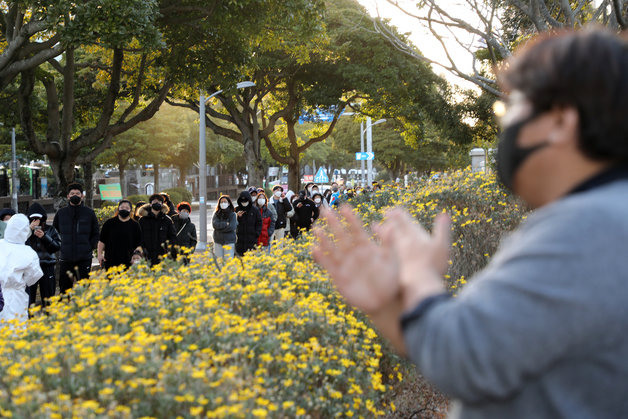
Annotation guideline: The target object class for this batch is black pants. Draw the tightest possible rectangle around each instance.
[59,259,92,295]
[27,263,56,308]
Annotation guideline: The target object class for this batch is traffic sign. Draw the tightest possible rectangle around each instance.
[355,152,374,161]
[314,167,329,183]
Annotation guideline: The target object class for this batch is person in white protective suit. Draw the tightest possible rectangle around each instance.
[0,214,43,325]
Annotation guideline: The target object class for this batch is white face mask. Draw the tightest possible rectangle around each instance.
[241,201,249,207]
[220,202,229,210]
[312,189,319,194]
[314,198,321,204]
[257,198,266,206]
[179,211,190,219]
[274,191,281,198]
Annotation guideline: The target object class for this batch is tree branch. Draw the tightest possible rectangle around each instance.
[118,53,147,123]
[612,0,627,29]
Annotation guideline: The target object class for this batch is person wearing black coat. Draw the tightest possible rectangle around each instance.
[138,194,177,266]
[270,185,292,245]
[52,183,99,295]
[292,190,319,237]
[234,190,262,256]
[26,202,61,308]
[172,201,197,252]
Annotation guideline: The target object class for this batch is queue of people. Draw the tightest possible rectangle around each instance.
[0,184,197,324]
[0,180,356,320]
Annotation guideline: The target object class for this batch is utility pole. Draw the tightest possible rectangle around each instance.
[11,127,17,211]
[360,121,365,187]
[366,117,373,187]
[198,91,207,252]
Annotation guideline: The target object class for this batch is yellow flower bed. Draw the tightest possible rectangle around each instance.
[0,168,525,418]
[0,240,399,418]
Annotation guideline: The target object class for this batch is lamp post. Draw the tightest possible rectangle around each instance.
[10,127,17,211]
[361,117,386,187]
[198,81,255,252]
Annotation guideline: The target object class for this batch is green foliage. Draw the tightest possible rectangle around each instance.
[126,195,149,205]
[350,168,528,289]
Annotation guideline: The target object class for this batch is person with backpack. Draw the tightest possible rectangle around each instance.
[172,201,197,253]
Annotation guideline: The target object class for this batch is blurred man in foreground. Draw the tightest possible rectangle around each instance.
[314,28,628,418]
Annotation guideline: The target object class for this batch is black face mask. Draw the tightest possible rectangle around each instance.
[151,202,163,211]
[69,195,82,205]
[118,209,131,218]
[497,112,549,191]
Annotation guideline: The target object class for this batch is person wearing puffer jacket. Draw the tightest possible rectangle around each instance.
[212,195,238,260]
[0,214,43,325]
[26,202,61,309]
[138,194,177,266]
[254,192,276,250]
[235,190,262,256]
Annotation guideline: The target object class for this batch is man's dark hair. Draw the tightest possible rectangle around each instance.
[272,185,283,192]
[149,193,164,203]
[67,183,83,194]
[500,28,628,162]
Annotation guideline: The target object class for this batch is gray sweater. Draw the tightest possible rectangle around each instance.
[404,179,628,418]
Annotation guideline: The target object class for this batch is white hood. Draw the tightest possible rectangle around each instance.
[4,214,31,244]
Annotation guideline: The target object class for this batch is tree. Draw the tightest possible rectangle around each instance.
[94,126,148,197]
[13,0,296,201]
[375,0,628,96]
[166,0,328,188]
[262,0,470,191]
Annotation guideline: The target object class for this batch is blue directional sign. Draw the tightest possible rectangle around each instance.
[355,152,375,161]
[314,167,329,183]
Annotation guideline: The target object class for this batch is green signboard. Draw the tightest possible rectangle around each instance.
[99,183,122,201]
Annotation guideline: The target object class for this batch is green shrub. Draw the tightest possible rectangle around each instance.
[126,194,149,205]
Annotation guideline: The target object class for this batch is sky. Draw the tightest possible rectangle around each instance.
[356,0,479,89]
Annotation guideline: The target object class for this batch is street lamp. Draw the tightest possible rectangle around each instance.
[360,117,386,187]
[198,81,255,252]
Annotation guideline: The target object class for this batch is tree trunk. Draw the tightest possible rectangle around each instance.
[153,162,160,192]
[84,161,94,208]
[177,165,186,188]
[49,156,77,209]
[119,161,127,197]
[288,156,300,192]
[243,137,264,187]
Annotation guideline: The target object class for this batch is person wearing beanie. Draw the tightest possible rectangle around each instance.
[25,202,61,309]
[172,201,197,255]
[0,214,42,325]
[212,195,237,260]
[52,183,99,295]
[0,208,16,240]
[98,199,142,270]
[138,194,177,266]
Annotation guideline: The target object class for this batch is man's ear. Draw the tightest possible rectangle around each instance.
[549,106,580,147]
